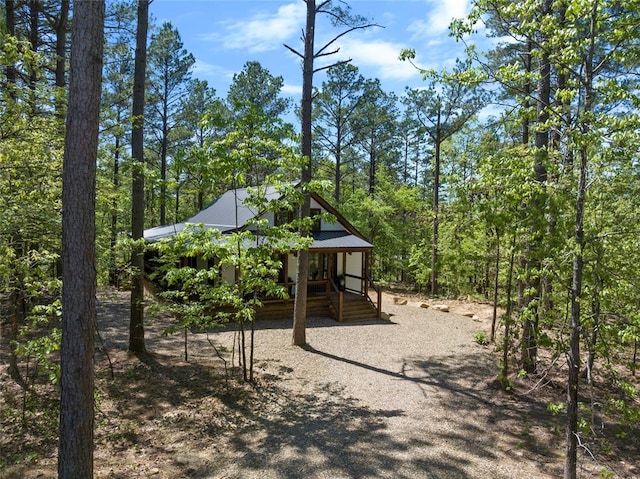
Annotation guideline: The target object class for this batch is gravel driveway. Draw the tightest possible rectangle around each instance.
[89,290,572,479]
[152,297,564,479]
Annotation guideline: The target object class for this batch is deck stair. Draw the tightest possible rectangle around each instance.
[328,292,379,322]
[256,292,377,322]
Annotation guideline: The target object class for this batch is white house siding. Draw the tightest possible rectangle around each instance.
[221,265,235,284]
[287,254,298,281]
[345,252,363,291]
[310,198,345,232]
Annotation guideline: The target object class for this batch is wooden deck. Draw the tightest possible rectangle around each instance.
[257,291,379,322]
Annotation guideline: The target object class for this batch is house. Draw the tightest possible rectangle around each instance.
[143,186,382,321]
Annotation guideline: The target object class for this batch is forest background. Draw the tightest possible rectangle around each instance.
[1,1,639,478]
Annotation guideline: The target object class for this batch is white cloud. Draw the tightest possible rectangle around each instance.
[192,59,235,85]
[193,59,230,77]
[408,0,471,38]
[281,82,302,96]
[322,36,422,82]
[212,2,305,53]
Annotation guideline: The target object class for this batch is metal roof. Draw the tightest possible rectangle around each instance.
[187,186,281,229]
[310,231,372,250]
[144,223,186,241]
[143,223,229,241]
[143,185,372,251]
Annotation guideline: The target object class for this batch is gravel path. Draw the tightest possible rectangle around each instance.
[94,291,566,479]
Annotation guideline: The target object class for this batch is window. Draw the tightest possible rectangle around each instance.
[310,208,321,232]
[308,253,327,281]
[275,209,296,227]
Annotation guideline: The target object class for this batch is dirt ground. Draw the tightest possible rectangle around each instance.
[1,288,638,478]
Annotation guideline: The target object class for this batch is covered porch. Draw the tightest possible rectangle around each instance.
[260,250,382,322]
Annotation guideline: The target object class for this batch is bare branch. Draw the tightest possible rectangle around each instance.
[316,48,340,58]
[316,0,332,13]
[284,43,304,60]
[315,23,381,58]
[586,229,640,243]
[314,58,351,74]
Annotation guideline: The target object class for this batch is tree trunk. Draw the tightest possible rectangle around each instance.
[5,0,17,94]
[501,232,517,384]
[129,0,149,354]
[58,1,104,477]
[109,127,121,286]
[54,0,69,118]
[565,146,586,479]
[334,126,342,205]
[160,85,169,226]
[491,228,500,343]
[292,0,316,347]
[565,3,596,476]
[431,115,441,296]
[521,0,551,374]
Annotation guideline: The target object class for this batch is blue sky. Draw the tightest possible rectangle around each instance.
[150,0,485,103]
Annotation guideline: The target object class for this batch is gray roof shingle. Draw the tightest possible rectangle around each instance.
[144,185,372,250]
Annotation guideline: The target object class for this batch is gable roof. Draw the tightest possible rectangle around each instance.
[144,185,372,250]
[187,185,283,231]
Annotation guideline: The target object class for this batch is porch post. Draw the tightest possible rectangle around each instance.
[364,251,369,296]
[342,252,347,287]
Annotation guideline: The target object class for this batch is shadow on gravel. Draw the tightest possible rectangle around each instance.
[299,345,564,478]
[86,290,562,478]
[212,316,398,333]
[91,349,478,479]
[222,384,474,479]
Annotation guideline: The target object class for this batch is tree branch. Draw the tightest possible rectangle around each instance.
[314,58,351,74]
[315,23,381,58]
[284,43,304,59]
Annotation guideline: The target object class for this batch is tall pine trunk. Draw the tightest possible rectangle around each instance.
[521,0,551,374]
[565,3,596,476]
[129,0,149,354]
[292,0,316,347]
[431,116,441,296]
[58,1,104,476]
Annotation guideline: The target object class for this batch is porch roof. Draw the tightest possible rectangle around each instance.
[310,231,372,251]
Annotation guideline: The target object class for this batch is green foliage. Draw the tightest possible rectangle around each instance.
[473,331,489,345]
[497,373,513,391]
[0,32,64,396]
[149,111,309,380]
[341,170,428,283]
[599,467,615,479]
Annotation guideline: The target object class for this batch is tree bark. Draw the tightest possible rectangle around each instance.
[130,0,149,354]
[565,145,586,479]
[292,0,316,347]
[521,0,551,374]
[109,125,121,286]
[431,115,441,296]
[5,0,17,94]
[54,0,70,118]
[565,3,596,476]
[58,1,104,477]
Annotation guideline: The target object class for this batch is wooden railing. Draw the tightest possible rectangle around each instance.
[368,279,382,319]
[328,277,344,321]
[270,275,380,321]
[343,273,382,320]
